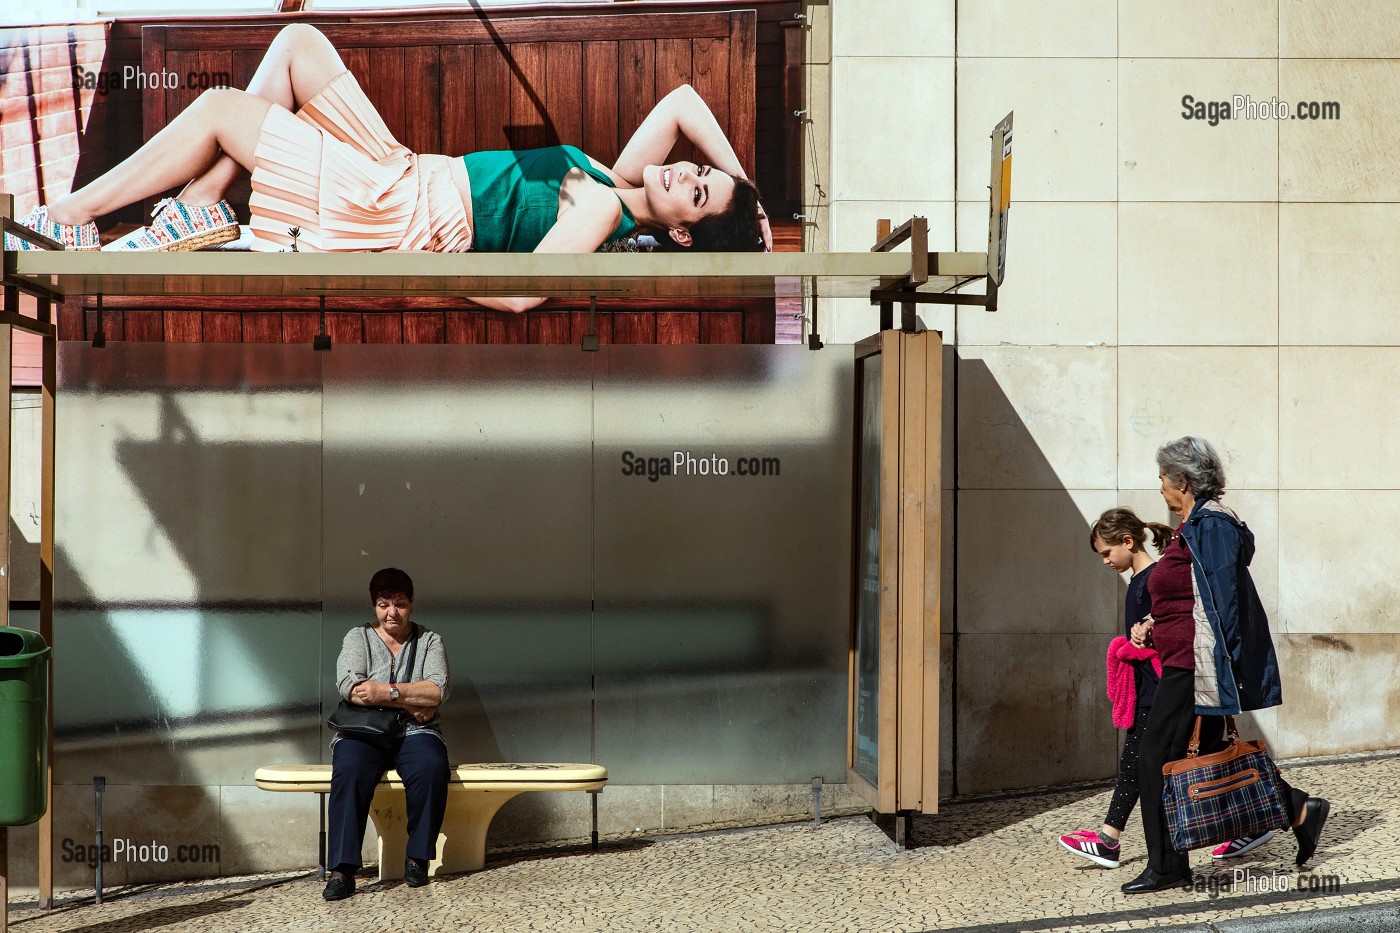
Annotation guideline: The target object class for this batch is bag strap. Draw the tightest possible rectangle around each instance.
[398,624,420,686]
[1185,715,1240,758]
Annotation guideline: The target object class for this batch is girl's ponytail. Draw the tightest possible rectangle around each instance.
[1090,507,1172,555]
[1143,521,1173,555]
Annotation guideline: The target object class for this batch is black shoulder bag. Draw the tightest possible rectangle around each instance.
[326,624,418,744]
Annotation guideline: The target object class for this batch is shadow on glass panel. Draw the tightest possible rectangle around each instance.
[320,346,595,766]
[55,343,324,785]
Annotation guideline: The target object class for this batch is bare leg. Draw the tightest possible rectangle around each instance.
[180,23,349,206]
[48,89,271,225]
[49,24,348,222]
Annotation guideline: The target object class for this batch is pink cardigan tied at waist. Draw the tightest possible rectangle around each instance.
[1106,636,1162,729]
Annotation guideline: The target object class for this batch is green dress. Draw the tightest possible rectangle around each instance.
[461,145,638,253]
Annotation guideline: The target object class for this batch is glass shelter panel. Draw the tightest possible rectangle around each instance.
[591,345,855,783]
[321,346,595,763]
[51,342,859,790]
[54,344,324,784]
[852,353,882,787]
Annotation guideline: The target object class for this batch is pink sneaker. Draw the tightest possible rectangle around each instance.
[1058,830,1121,868]
[1210,830,1276,859]
[104,197,238,252]
[3,205,100,251]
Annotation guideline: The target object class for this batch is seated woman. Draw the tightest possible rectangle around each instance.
[3,24,771,311]
[326,567,450,901]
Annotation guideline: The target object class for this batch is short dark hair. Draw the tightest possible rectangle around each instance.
[655,176,765,252]
[369,567,414,603]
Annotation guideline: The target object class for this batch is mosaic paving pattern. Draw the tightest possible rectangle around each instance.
[8,754,1396,932]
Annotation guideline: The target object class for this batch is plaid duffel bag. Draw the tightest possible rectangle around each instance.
[1162,715,1291,853]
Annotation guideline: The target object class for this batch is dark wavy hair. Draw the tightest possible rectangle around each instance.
[369,567,414,604]
[1089,507,1172,555]
[655,176,765,252]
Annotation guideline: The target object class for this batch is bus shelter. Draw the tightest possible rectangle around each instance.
[0,111,1010,924]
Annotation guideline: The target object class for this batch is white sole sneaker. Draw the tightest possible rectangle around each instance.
[1210,829,1277,859]
[1058,836,1120,869]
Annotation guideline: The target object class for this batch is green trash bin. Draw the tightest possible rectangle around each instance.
[0,626,51,826]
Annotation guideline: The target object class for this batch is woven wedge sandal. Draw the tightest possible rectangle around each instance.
[3,205,100,251]
[104,197,239,252]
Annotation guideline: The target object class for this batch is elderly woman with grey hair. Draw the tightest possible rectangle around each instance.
[1122,437,1331,894]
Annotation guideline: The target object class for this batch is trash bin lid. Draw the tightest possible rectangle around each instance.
[0,627,51,667]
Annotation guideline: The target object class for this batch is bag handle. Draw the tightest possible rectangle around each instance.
[1185,715,1240,758]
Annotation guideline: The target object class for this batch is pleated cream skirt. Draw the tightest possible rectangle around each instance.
[248,71,473,253]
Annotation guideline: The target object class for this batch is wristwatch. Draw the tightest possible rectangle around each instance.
[388,685,400,702]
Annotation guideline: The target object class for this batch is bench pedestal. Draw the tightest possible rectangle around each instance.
[372,788,517,880]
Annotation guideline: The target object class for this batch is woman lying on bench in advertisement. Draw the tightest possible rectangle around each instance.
[4,23,772,309]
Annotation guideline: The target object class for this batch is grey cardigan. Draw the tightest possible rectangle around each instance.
[335,623,451,741]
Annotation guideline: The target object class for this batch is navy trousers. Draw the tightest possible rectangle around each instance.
[328,732,449,871]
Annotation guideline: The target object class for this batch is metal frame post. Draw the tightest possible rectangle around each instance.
[589,789,600,850]
[0,191,14,933]
[93,778,105,904]
[37,295,55,910]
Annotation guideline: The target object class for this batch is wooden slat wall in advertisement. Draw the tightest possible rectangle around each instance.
[57,297,761,348]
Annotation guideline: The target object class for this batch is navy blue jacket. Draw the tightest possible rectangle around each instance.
[1176,499,1283,715]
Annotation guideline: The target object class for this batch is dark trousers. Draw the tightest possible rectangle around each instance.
[1140,667,1306,874]
[328,732,449,871]
[1104,704,1151,832]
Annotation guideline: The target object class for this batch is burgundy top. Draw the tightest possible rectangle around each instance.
[1147,529,1196,670]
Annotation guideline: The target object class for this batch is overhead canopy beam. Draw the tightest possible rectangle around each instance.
[4,248,991,304]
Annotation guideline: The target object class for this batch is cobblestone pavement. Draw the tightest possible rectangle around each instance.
[7,752,1398,933]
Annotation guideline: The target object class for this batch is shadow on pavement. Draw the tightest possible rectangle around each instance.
[26,898,253,933]
[869,783,1113,848]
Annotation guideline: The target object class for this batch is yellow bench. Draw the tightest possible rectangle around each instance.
[255,762,608,881]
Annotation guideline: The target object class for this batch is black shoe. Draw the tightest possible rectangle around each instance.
[322,874,355,901]
[1121,867,1192,895]
[1294,797,1330,866]
[404,857,430,888]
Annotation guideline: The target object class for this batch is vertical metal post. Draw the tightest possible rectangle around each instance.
[313,296,331,351]
[901,301,917,333]
[581,296,600,352]
[589,790,599,850]
[93,778,105,904]
[810,777,823,825]
[1,190,15,933]
[318,793,327,880]
[37,295,55,910]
